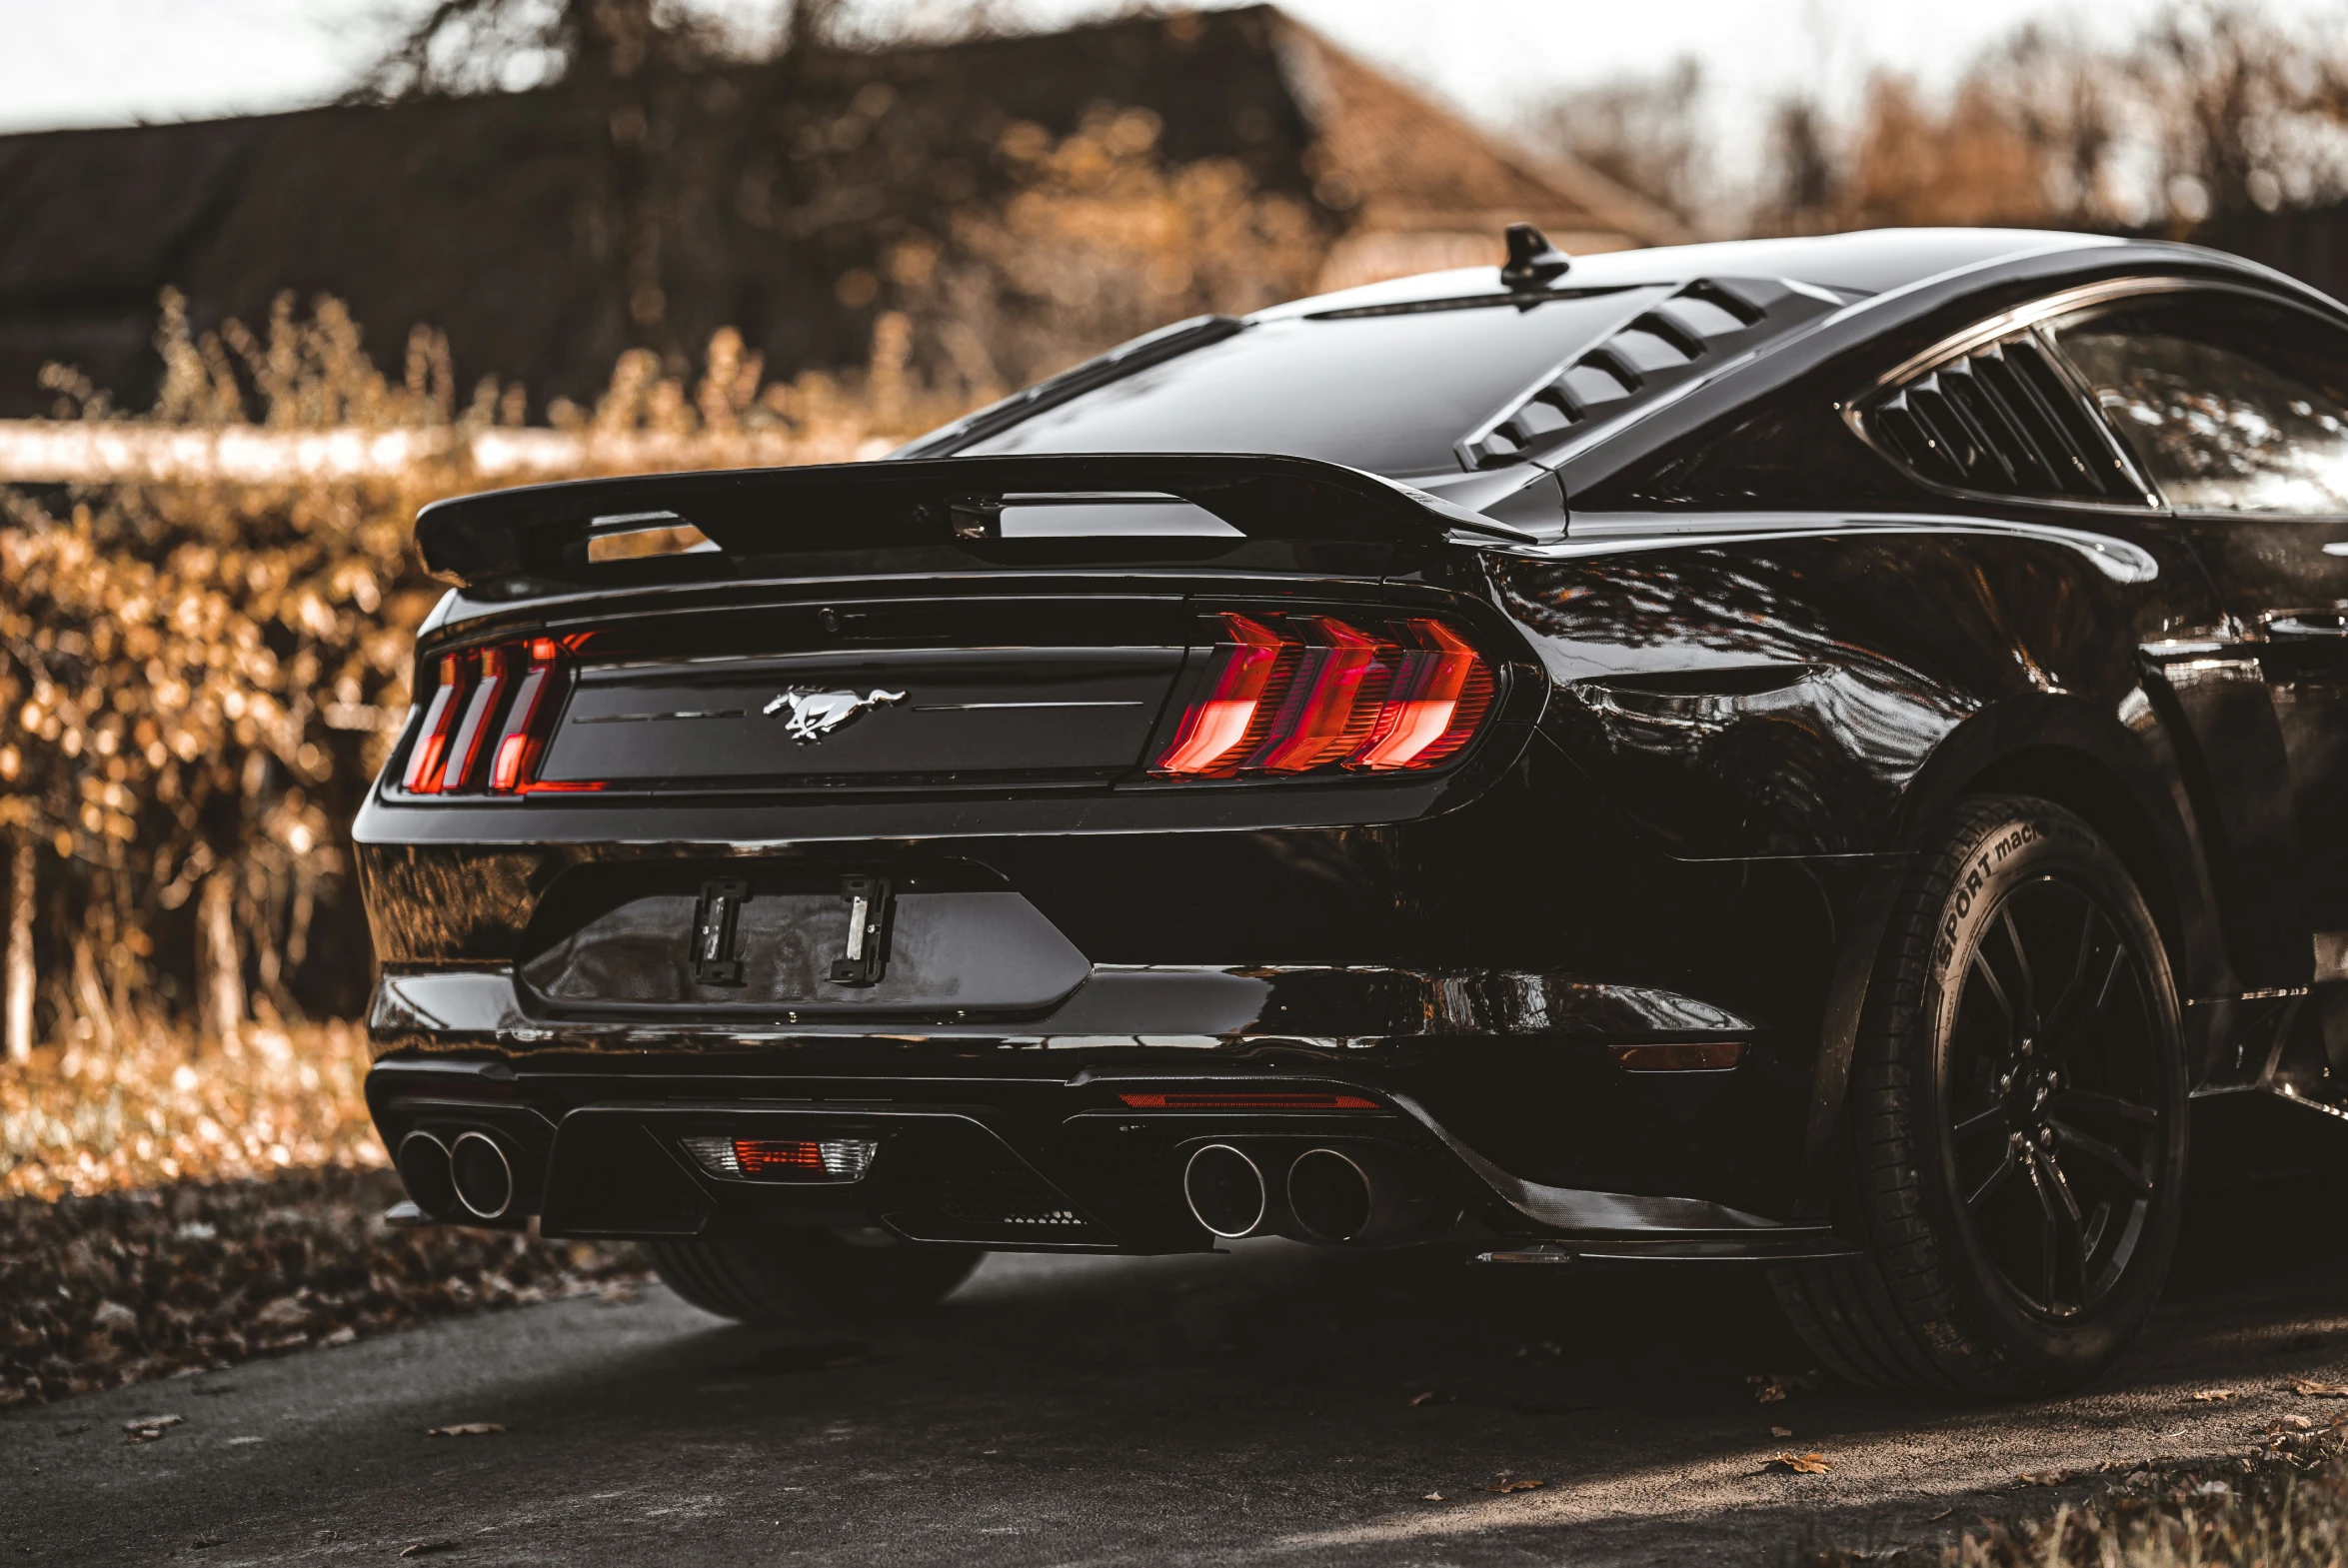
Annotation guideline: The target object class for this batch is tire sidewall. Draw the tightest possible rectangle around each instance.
[1904,800,2188,1384]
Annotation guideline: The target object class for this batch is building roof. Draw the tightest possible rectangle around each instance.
[0,6,1681,418]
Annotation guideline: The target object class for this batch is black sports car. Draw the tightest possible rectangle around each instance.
[361,224,2348,1395]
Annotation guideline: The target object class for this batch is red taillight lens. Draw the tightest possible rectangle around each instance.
[1348,620,1494,772]
[1116,1090,1378,1109]
[1152,613,1493,780]
[1154,614,1289,776]
[488,638,562,792]
[398,637,579,795]
[400,654,470,793]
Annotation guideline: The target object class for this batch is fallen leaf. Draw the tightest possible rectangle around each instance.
[1747,1371,1821,1404]
[2187,1389,2236,1402]
[121,1413,184,1443]
[2291,1379,2348,1397]
[1772,1452,1831,1475]
[2277,1414,2317,1432]
[1770,1425,1794,1439]
[1927,1509,1953,1522]
[1421,1492,1445,1502]
[1480,1476,1545,1493]
[2016,1468,2081,1487]
[424,1423,506,1437]
[400,1544,459,1559]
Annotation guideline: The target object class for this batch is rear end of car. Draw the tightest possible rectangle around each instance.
[357,454,1590,1257]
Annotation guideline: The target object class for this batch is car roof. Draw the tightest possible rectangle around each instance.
[1272,228,2130,320]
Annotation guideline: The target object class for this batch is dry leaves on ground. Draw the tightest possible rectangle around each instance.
[1773,1451,1832,1475]
[1,1164,645,1406]
[2189,1388,2238,1401]
[1481,1475,1544,1493]
[1748,1370,1822,1403]
[119,1413,182,1443]
[2290,1379,2348,1397]
[1770,1425,1794,1438]
[2017,1468,2088,1487]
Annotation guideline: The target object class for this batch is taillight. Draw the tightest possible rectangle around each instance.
[396,637,578,795]
[488,639,561,790]
[1152,612,1495,779]
[400,654,469,793]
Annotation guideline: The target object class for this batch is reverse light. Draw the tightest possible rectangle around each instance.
[1117,1090,1378,1109]
[680,1135,881,1181]
[1152,613,1495,779]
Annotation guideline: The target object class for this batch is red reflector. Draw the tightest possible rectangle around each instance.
[1153,612,1492,780]
[400,654,470,793]
[1607,1042,1746,1072]
[1116,1091,1378,1109]
[735,1138,827,1173]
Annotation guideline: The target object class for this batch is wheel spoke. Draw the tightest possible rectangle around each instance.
[2039,1152,2093,1305]
[1968,1145,2020,1210]
[1969,946,2015,1033]
[2052,1087,2161,1127]
[2025,1152,2063,1305]
[1952,1105,2007,1143]
[2002,906,2039,1029]
[2050,1117,2154,1198]
[2041,927,2126,1068]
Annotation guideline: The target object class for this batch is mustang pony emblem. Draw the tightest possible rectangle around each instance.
[763,688,906,743]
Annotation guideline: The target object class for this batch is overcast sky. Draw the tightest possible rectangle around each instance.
[0,0,2277,138]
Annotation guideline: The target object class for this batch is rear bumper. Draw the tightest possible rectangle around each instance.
[362,944,1835,1254]
[364,1053,1853,1260]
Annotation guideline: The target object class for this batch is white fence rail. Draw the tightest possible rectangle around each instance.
[0,422,889,484]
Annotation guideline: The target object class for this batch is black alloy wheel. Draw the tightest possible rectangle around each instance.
[1771,794,2188,1396]
[1946,875,2167,1322]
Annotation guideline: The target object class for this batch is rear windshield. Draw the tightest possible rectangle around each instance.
[956,288,1665,477]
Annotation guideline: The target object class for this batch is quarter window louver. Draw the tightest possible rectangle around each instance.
[1860,333,2135,503]
[1459,276,1833,470]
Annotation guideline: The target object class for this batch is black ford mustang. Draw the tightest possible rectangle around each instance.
[361,224,2348,1396]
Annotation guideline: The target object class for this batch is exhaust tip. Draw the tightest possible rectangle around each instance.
[449,1130,516,1220]
[395,1130,456,1218]
[1287,1147,1374,1243]
[1183,1143,1268,1238]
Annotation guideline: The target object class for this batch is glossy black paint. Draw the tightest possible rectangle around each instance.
[358,228,2348,1259]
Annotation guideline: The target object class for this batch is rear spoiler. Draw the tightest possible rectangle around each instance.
[413,452,1537,588]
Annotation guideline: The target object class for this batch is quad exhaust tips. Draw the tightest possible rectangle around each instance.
[395,1127,518,1221]
[1181,1141,1444,1245]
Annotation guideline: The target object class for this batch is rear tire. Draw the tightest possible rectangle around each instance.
[1770,794,2188,1396]
[645,1229,983,1327]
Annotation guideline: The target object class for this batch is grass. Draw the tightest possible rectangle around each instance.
[0,1022,383,1200]
[1792,1419,2348,1566]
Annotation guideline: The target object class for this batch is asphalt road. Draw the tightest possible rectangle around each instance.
[11,1190,2348,1567]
